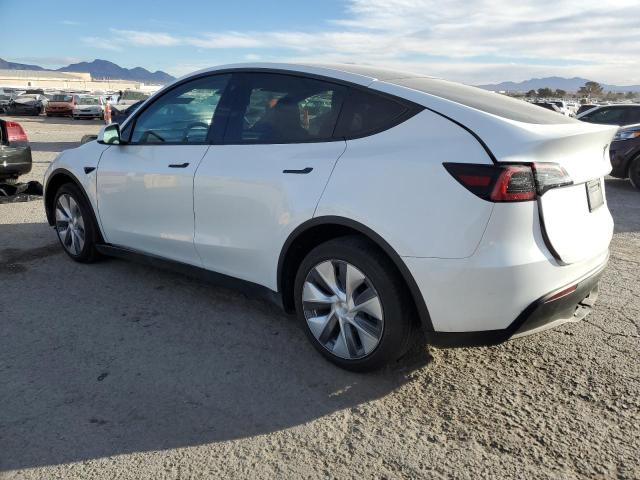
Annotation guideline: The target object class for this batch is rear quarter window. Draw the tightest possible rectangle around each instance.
[334,88,419,139]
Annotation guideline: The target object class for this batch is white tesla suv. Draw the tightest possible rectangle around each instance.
[44,63,615,371]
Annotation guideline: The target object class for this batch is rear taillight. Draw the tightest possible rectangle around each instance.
[490,165,536,201]
[532,163,573,195]
[5,121,28,143]
[444,162,572,202]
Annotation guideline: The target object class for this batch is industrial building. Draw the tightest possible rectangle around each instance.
[0,69,159,93]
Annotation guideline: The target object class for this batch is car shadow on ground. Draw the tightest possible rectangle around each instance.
[28,141,82,154]
[604,178,640,234]
[0,222,432,471]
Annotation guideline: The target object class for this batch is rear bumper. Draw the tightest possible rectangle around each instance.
[0,146,32,178]
[428,259,606,347]
[403,199,612,338]
[73,111,102,118]
[609,143,639,178]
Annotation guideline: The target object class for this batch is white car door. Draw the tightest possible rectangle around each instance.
[193,72,348,288]
[96,74,231,266]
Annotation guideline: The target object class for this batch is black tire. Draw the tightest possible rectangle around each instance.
[629,157,640,191]
[53,183,101,263]
[294,235,414,372]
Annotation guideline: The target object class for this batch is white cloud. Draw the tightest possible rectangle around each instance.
[81,37,123,51]
[110,29,182,47]
[81,1,640,84]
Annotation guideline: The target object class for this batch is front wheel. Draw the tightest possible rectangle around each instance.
[294,236,414,371]
[53,183,101,262]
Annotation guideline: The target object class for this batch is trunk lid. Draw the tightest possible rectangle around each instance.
[489,122,616,265]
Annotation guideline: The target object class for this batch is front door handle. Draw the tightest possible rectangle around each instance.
[169,162,189,168]
[283,167,313,174]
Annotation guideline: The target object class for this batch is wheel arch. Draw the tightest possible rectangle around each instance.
[277,215,434,331]
[44,168,104,243]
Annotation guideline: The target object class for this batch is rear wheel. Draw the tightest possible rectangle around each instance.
[53,183,100,263]
[629,157,640,191]
[294,235,414,371]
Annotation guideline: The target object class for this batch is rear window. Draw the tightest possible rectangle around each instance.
[391,77,576,125]
[334,88,412,138]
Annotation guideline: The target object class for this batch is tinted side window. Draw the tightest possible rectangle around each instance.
[582,107,626,124]
[131,74,230,144]
[334,89,408,138]
[226,73,346,143]
[624,108,640,125]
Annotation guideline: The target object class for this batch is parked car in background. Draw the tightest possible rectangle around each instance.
[46,93,78,117]
[44,63,615,371]
[577,104,640,126]
[566,102,579,116]
[609,123,640,190]
[552,100,572,116]
[577,104,599,116]
[533,102,563,113]
[110,99,144,124]
[0,119,32,183]
[73,95,105,120]
[8,94,48,115]
[0,92,16,113]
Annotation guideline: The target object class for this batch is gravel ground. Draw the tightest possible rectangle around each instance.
[1,115,638,480]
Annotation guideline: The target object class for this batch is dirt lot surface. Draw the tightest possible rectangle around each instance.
[1,115,639,479]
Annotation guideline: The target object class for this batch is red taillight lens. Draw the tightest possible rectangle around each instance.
[490,165,536,201]
[5,121,28,143]
[444,162,572,202]
[444,163,535,202]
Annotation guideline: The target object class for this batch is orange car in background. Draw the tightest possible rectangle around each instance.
[45,93,79,117]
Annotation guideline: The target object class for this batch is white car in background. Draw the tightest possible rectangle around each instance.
[72,96,105,120]
[552,100,573,116]
[43,63,615,371]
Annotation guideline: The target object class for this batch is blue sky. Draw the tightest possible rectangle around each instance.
[1,0,638,85]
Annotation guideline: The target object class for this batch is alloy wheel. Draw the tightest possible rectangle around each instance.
[302,259,384,360]
[55,193,86,256]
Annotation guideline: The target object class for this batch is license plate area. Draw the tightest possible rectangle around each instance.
[586,179,604,212]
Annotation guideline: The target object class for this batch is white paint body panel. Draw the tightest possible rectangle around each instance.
[194,142,346,289]
[315,109,494,259]
[43,140,110,229]
[96,145,208,265]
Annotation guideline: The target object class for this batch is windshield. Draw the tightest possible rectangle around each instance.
[51,94,73,102]
[78,97,101,105]
[18,95,38,100]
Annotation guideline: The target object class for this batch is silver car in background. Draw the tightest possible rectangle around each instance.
[72,95,105,120]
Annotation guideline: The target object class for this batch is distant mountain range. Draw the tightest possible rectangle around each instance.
[478,76,640,93]
[0,58,175,84]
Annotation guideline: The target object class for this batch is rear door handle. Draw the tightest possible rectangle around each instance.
[169,162,189,168]
[283,167,313,174]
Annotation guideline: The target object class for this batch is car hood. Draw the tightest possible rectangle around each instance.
[14,98,40,105]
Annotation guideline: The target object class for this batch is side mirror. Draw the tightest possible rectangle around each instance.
[97,123,121,145]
